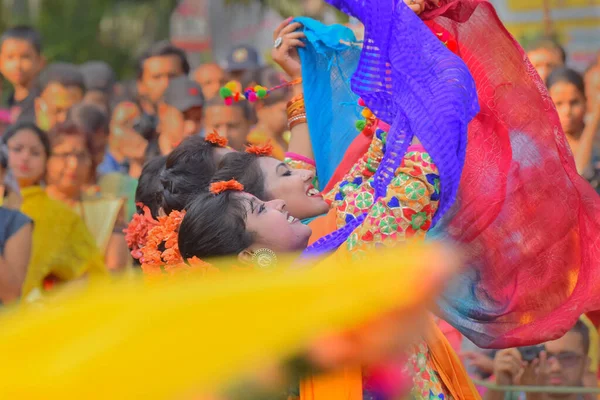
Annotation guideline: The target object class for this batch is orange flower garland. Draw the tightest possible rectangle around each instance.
[209,179,244,195]
[123,203,159,260]
[245,142,274,157]
[140,209,186,274]
[205,130,229,147]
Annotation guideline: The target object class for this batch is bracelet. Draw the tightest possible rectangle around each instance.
[287,93,305,119]
[288,113,307,129]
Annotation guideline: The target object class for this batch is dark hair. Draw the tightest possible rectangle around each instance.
[48,122,94,166]
[159,135,221,213]
[38,62,85,93]
[546,67,586,98]
[179,191,254,260]
[67,103,109,137]
[136,40,190,79]
[0,25,42,54]
[527,37,567,63]
[203,95,255,122]
[213,151,267,199]
[571,319,590,355]
[2,121,51,158]
[135,155,167,218]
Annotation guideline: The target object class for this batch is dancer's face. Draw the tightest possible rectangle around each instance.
[241,193,312,253]
[549,81,586,137]
[258,157,329,220]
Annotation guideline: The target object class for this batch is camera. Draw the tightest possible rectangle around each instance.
[518,345,545,362]
[133,113,158,141]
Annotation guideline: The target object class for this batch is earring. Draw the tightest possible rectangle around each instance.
[251,248,278,270]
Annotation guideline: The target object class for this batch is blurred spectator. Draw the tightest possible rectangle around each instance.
[0,144,32,303]
[46,121,130,271]
[223,44,261,83]
[526,38,566,84]
[0,25,45,124]
[547,67,600,191]
[80,61,116,114]
[2,121,107,299]
[584,64,600,116]
[135,40,190,117]
[67,103,109,170]
[149,77,204,158]
[193,63,226,100]
[203,96,253,151]
[32,62,85,131]
[246,66,291,160]
[485,320,594,400]
[0,25,45,125]
[45,122,95,206]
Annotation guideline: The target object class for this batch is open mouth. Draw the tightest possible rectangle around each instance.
[306,185,322,198]
[284,211,299,224]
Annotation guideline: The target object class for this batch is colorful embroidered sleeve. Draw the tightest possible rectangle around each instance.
[341,149,440,256]
[325,129,387,205]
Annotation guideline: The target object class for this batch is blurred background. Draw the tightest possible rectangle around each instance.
[1,0,596,82]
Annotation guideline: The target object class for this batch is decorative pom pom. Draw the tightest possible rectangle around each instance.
[355,120,367,131]
[219,87,232,98]
[358,98,366,107]
[205,130,229,147]
[224,97,233,106]
[361,108,373,119]
[256,88,268,98]
[247,92,258,102]
[225,81,240,92]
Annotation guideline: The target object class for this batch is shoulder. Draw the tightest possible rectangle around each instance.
[0,208,32,246]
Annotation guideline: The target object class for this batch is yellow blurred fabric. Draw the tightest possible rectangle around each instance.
[19,186,107,297]
[0,243,452,399]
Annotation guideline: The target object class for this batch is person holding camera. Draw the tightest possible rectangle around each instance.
[485,320,595,400]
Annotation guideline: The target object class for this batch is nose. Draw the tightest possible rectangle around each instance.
[266,199,286,211]
[547,356,561,372]
[300,169,314,182]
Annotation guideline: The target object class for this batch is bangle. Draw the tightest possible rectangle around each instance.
[288,113,307,129]
[287,93,305,119]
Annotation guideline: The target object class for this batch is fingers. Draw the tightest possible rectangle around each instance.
[280,22,302,36]
[287,39,306,48]
[273,17,293,40]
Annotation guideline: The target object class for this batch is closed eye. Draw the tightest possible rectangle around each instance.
[276,163,292,177]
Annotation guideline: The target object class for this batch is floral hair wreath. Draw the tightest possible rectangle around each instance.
[205,130,229,148]
[245,142,273,157]
[135,208,217,277]
[209,179,244,195]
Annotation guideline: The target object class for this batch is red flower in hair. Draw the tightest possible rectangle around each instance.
[245,142,273,157]
[209,179,244,195]
[205,130,229,147]
[123,203,159,260]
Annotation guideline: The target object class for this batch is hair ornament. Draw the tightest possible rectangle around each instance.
[220,77,302,105]
[124,203,159,260]
[205,130,229,147]
[141,209,186,273]
[209,179,244,195]
[245,142,274,157]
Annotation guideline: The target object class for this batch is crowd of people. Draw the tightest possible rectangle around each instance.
[0,0,600,398]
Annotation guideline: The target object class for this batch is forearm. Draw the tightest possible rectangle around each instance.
[287,85,314,161]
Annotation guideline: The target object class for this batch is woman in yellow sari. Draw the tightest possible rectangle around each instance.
[3,121,106,300]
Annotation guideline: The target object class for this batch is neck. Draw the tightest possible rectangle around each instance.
[46,185,80,205]
[13,85,31,102]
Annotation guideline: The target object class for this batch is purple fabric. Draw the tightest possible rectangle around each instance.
[302,0,479,258]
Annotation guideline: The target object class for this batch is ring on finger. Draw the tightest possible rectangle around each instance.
[274,37,283,49]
